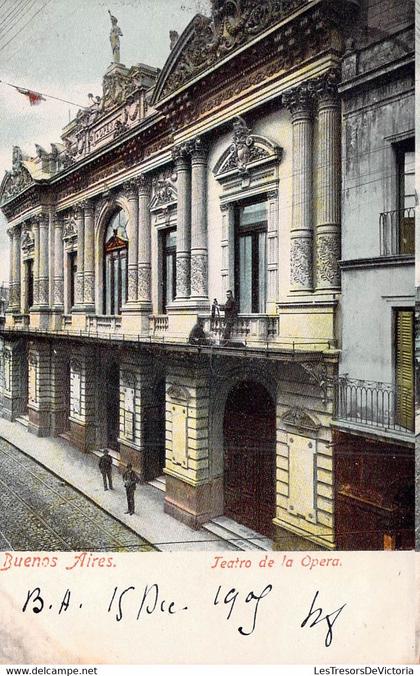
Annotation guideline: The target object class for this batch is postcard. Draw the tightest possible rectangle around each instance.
[0,0,417,667]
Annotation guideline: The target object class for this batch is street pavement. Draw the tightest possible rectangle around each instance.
[0,418,238,552]
[0,438,154,551]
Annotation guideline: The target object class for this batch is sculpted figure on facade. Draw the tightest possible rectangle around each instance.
[108,10,123,63]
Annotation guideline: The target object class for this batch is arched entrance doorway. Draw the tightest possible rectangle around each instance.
[106,361,120,450]
[223,381,276,536]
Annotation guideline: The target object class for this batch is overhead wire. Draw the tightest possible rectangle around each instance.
[0,0,55,54]
[0,0,36,35]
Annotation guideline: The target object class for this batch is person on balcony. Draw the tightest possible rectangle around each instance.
[223,289,238,340]
[211,298,221,330]
[189,317,212,345]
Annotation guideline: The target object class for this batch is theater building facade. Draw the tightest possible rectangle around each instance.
[0,0,412,549]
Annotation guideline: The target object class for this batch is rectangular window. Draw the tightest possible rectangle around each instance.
[161,228,176,314]
[396,140,415,255]
[69,252,77,309]
[395,309,414,431]
[26,259,34,310]
[235,200,267,313]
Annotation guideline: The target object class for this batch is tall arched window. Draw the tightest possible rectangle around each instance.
[103,209,128,315]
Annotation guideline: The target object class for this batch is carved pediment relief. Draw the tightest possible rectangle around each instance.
[150,169,178,211]
[152,0,308,103]
[167,384,190,402]
[0,146,34,205]
[281,407,321,433]
[63,218,77,240]
[213,117,282,178]
[21,225,34,254]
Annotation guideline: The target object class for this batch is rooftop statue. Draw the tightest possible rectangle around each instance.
[108,10,123,63]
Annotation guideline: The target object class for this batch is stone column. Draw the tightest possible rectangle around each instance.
[172,144,191,301]
[53,216,64,309]
[74,203,84,307]
[32,219,40,306]
[123,179,139,304]
[190,138,208,302]
[220,203,235,294]
[7,230,13,309]
[83,200,95,312]
[282,82,314,293]
[137,174,152,307]
[38,214,49,307]
[314,71,341,291]
[13,227,21,311]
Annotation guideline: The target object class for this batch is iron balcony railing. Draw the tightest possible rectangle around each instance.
[335,376,414,433]
[379,207,415,256]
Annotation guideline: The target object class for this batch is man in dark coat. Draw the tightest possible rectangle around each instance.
[223,289,238,340]
[188,317,212,345]
[122,462,139,515]
[98,448,113,491]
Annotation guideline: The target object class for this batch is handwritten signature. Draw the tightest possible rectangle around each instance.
[21,584,346,645]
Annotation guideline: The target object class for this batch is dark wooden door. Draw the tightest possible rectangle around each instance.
[144,379,166,480]
[223,381,276,536]
[106,362,120,451]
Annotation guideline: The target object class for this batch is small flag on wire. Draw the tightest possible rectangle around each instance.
[16,87,46,106]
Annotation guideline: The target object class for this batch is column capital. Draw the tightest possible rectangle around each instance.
[314,69,340,108]
[122,178,139,200]
[171,143,190,168]
[188,137,207,163]
[282,82,315,119]
[73,200,89,215]
[33,213,49,228]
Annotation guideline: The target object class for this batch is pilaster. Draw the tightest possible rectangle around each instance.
[164,361,219,528]
[68,346,96,452]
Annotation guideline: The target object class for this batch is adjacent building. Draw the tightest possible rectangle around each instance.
[334,0,415,548]
[0,0,414,550]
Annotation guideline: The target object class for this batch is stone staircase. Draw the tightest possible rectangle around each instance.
[202,516,273,551]
[147,475,166,492]
[15,415,29,430]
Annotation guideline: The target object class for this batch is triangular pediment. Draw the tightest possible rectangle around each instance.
[152,1,311,105]
[152,14,213,104]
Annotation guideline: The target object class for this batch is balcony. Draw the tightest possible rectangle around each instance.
[150,315,169,336]
[335,376,414,435]
[200,314,279,345]
[379,208,415,257]
[86,315,122,333]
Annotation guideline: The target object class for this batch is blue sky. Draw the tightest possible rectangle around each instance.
[0,0,211,282]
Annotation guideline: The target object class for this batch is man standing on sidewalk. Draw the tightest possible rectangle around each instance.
[123,462,139,515]
[99,449,113,491]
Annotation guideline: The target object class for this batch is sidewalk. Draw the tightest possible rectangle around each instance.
[0,418,237,552]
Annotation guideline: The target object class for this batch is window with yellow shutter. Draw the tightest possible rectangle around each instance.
[395,309,414,431]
